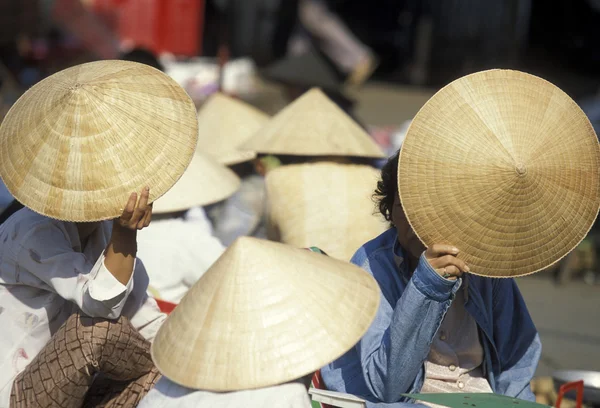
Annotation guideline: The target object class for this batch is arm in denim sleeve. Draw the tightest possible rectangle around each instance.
[491,278,541,401]
[357,252,460,403]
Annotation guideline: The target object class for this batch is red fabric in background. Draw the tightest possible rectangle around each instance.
[85,0,205,57]
[118,0,204,56]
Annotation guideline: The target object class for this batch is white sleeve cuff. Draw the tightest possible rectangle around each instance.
[88,253,135,302]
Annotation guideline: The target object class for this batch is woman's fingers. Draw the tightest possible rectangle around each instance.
[143,204,152,228]
[138,186,150,208]
[138,204,152,229]
[120,192,137,223]
[430,255,470,273]
[425,244,459,259]
[117,188,152,230]
[426,243,470,279]
[131,187,150,223]
[441,255,469,273]
[436,265,461,277]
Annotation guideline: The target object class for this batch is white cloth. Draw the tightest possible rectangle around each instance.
[139,377,312,408]
[0,208,166,406]
[210,175,267,246]
[137,207,225,303]
[420,286,493,407]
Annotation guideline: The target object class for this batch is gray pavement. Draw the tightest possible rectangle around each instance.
[349,82,435,126]
[517,275,600,377]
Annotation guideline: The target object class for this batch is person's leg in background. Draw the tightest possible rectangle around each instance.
[296,0,376,85]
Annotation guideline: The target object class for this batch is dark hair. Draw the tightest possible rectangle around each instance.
[255,153,375,167]
[229,160,256,178]
[0,200,24,225]
[373,151,399,222]
[120,48,164,72]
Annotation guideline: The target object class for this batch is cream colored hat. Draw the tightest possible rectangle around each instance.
[151,236,380,391]
[399,69,600,277]
[266,162,388,260]
[197,93,269,165]
[0,60,198,221]
[242,88,385,158]
[152,152,240,214]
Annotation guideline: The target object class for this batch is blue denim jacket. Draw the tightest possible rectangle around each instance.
[321,229,541,407]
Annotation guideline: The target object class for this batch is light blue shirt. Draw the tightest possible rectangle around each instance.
[321,229,541,407]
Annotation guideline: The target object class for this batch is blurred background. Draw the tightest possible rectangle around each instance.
[0,0,599,395]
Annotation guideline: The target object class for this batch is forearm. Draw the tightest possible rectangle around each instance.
[363,255,460,402]
[105,222,137,285]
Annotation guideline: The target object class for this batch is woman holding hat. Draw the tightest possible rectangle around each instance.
[0,60,199,406]
[321,71,600,406]
[137,237,380,408]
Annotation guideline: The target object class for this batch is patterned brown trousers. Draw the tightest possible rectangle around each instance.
[10,312,161,408]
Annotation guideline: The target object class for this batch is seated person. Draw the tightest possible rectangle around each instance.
[194,94,270,246]
[240,88,387,260]
[2,190,164,407]
[264,157,388,260]
[321,152,540,406]
[138,238,380,408]
[208,160,269,245]
[0,60,199,407]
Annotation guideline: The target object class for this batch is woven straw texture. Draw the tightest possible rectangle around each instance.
[196,93,269,165]
[151,236,380,391]
[0,60,198,221]
[399,69,600,277]
[152,152,240,214]
[242,88,385,158]
[266,162,388,260]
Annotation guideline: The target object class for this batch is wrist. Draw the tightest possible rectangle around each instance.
[112,220,137,238]
[110,221,137,257]
[412,254,459,302]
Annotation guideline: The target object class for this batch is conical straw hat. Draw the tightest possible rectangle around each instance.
[399,69,600,278]
[266,162,388,260]
[151,236,380,391]
[152,152,241,214]
[197,93,269,165]
[241,88,385,158]
[0,60,198,222]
